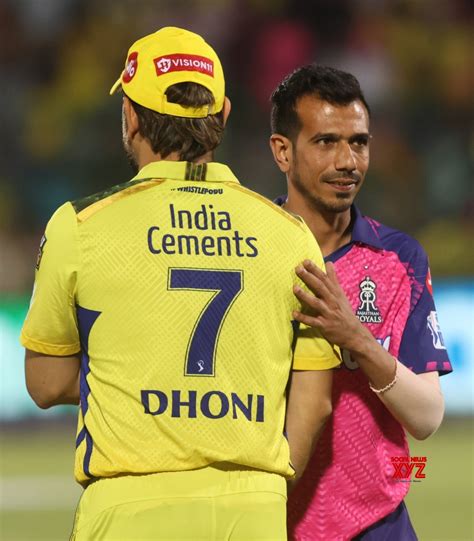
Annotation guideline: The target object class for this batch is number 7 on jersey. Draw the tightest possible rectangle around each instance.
[168,268,244,377]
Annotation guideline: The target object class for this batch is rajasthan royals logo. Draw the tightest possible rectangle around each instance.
[356,276,382,323]
[427,311,446,350]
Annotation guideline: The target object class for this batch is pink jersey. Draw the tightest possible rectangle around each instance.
[285,206,452,541]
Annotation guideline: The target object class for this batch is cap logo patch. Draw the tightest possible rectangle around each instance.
[122,52,138,83]
[157,57,172,73]
[154,54,214,77]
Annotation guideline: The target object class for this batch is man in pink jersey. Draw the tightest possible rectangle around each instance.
[269,65,452,540]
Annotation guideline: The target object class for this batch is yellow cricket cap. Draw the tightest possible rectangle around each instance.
[110,27,225,118]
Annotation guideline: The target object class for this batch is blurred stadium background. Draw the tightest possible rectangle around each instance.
[0,0,472,540]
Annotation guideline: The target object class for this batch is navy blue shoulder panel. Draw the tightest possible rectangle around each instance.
[375,221,428,278]
[71,177,154,214]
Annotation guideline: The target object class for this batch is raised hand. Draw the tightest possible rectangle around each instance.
[293,260,370,351]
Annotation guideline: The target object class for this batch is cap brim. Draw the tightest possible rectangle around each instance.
[109,75,123,95]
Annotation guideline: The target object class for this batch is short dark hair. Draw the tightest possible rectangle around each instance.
[270,65,370,141]
[130,82,225,162]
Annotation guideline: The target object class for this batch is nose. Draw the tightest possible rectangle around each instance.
[335,141,356,172]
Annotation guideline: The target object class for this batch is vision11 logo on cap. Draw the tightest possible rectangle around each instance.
[122,52,138,83]
[154,54,214,77]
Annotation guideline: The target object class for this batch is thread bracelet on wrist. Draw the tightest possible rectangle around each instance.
[369,357,398,394]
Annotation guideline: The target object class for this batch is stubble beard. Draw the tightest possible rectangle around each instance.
[292,169,354,215]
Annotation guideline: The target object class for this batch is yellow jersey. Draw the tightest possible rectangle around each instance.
[21,161,340,485]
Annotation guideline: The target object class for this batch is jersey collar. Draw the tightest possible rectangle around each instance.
[130,161,240,184]
[323,206,383,263]
[274,196,384,251]
[350,206,383,250]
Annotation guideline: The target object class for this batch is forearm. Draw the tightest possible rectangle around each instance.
[286,403,331,478]
[285,370,333,487]
[379,362,444,439]
[286,412,330,493]
[351,330,444,440]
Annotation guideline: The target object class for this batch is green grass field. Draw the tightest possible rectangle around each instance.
[1,417,472,540]
[405,418,473,541]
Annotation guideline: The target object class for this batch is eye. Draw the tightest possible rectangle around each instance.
[351,136,370,147]
[315,136,336,146]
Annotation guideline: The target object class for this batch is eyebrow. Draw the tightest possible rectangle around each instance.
[308,132,371,143]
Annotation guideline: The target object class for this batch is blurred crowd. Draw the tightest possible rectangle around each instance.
[0,0,472,292]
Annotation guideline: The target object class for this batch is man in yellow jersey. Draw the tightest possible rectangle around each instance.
[21,27,340,540]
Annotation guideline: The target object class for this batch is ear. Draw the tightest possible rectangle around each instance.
[123,96,140,141]
[269,133,293,174]
[222,96,231,126]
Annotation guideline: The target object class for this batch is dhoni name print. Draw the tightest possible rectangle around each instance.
[141,389,265,422]
[148,203,259,257]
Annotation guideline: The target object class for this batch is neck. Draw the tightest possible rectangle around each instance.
[284,191,353,258]
[136,144,213,170]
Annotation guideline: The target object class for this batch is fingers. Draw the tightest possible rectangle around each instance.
[325,261,342,290]
[295,261,328,297]
[293,284,325,312]
[325,261,336,280]
[292,309,322,328]
[297,260,343,299]
[301,259,326,279]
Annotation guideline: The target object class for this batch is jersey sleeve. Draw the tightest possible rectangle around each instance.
[20,202,81,355]
[292,226,341,371]
[398,242,452,375]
